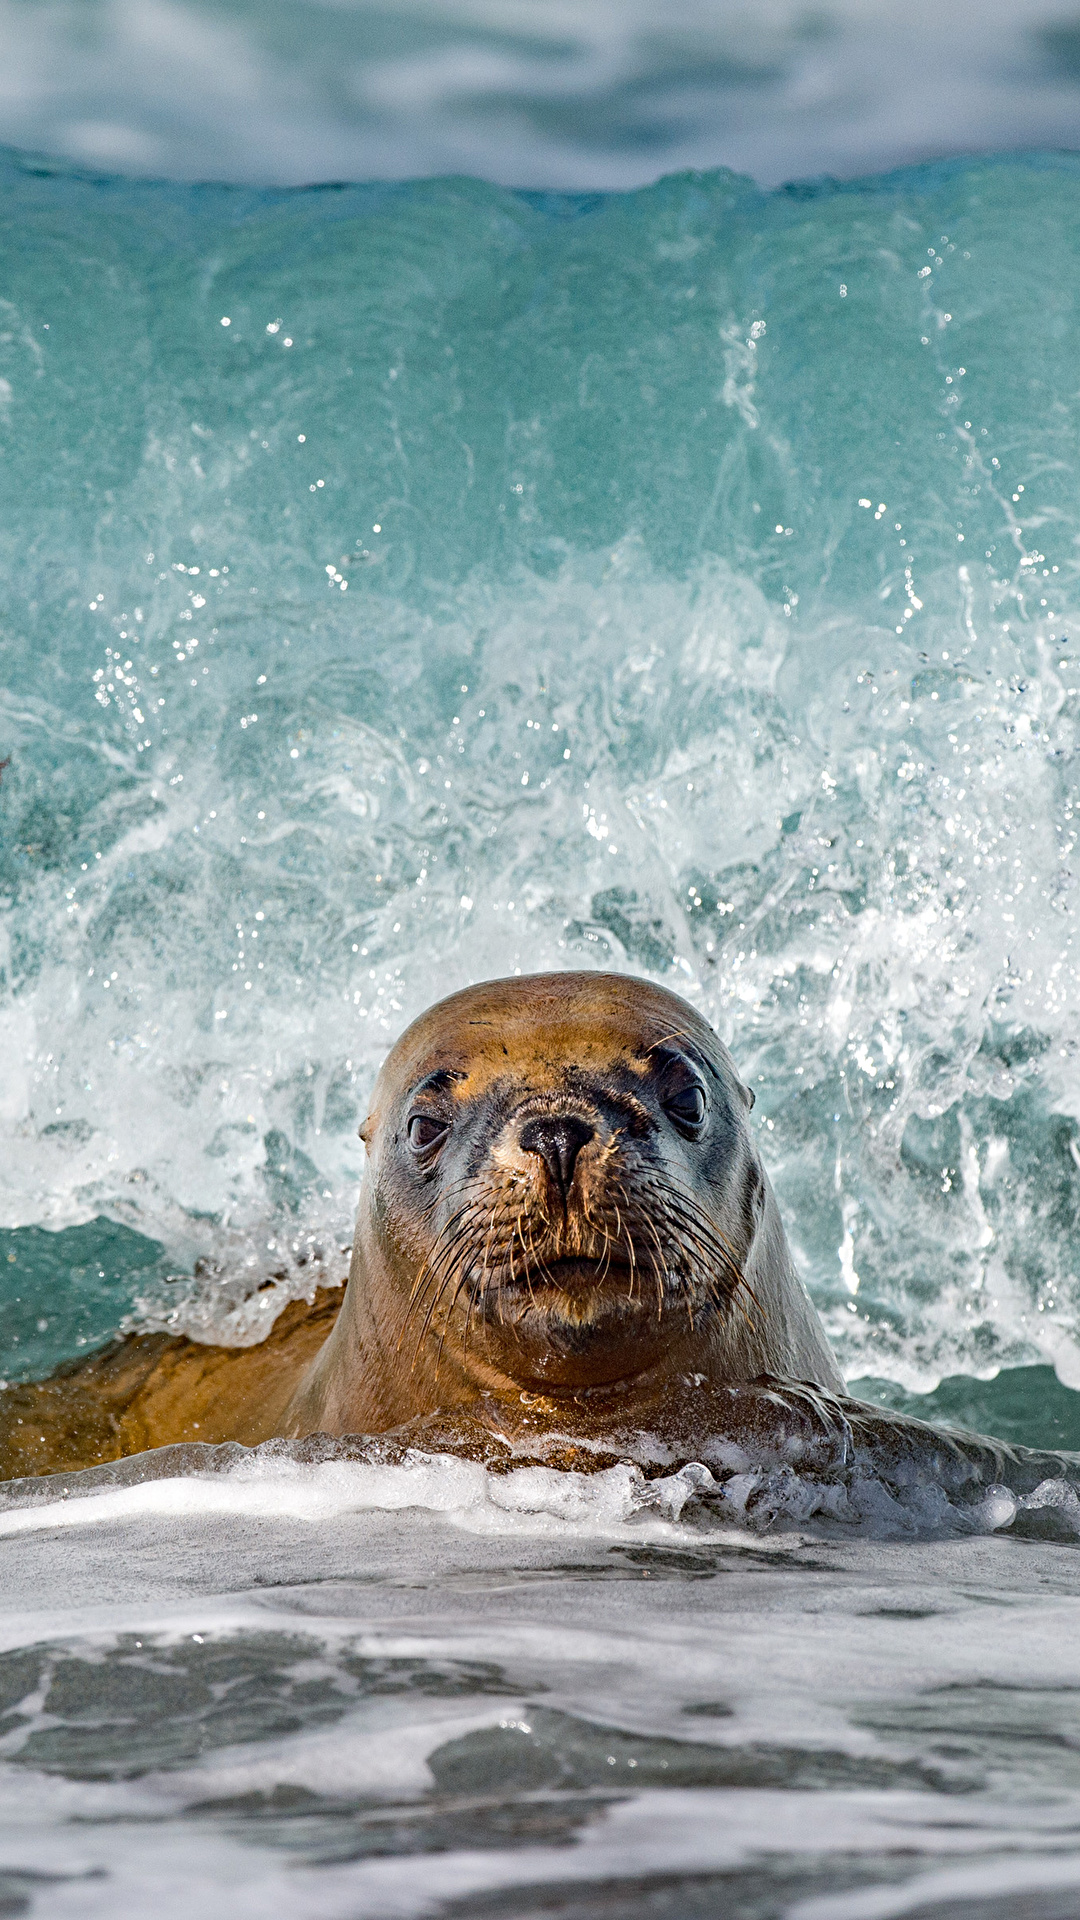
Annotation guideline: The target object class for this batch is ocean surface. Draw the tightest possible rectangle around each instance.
[3,145,1080,1914]
[4,1443,1080,1920]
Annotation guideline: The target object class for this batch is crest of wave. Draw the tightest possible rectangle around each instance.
[3,538,1078,1390]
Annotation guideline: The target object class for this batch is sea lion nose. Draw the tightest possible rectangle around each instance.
[518,1113,595,1199]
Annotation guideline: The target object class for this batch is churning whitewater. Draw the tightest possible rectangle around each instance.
[2,150,1079,1407]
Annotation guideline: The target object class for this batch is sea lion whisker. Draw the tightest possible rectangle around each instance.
[521,1208,557,1293]
[412,1240,475,1373]
[405,1196,476,1300]
[658,1195,727,1263]
[628,1195,671,1304]
[462,1208,497,1362]
[620,1208,639,1304]
[515,1210,542,1310]
[509,1206,541,1327]
[641,1025,698,1057]
[731,1269,761,1318]
[639,1206,731,1317]
[416,1173,477,1225]
[402,1203,476,1319]
[461,1265,486,1366]
[656,1185,744,1291]
[409,1267,452,1371]
[612,1189,665,1322]
[664,1216,741,1308]
[399,1202,484,1349]
[733,1292,758,1335]
[478,1204,500,1294]
[607,1175,664,1328]
[468,1204,518,1297]
[432,1257,475,1385]
[608,1198,638,1304]
[662,1176,745,1269]
[397,1248,451,1353]
[702,1263,757,1335]
[409,1224,470,1340]
[575,1190,622,1287]
[578,1189,607,1264]
[684,1225,744,1301]
[504,1214,524,1324]
[594,1216,616,1286]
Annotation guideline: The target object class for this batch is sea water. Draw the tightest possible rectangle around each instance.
[4,1448,1080,1919]
[3,148,1080,1913]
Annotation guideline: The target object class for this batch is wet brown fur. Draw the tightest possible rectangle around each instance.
[0,1290,343,1480]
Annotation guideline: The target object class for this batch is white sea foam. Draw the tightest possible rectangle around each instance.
[0,1453,740,1541]
[3,1442,1076,1547]
[5,531,1080,1394]
[4,157,1080,1402]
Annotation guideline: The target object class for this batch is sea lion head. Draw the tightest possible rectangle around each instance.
[349,971,769,1405]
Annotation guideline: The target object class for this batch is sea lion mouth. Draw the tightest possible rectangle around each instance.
[407,1171,746,1341]
[505,1255,638,1294]
[389,1149,748,1382]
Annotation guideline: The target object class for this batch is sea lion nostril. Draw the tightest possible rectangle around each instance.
[519,1113,595,1197]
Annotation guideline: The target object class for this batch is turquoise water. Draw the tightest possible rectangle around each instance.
[2,149,1080,1448]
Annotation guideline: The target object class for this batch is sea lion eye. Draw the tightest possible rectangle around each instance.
[664,1082,706,1130]
[407,1113,449,1151]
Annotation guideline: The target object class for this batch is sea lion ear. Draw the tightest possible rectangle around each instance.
[358,1114,375,1146]
[742,1083,755,1110]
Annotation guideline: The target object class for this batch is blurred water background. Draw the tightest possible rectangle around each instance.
[7,0,1080,190]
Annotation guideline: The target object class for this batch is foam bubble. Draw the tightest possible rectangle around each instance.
[3,1427,1073,1545]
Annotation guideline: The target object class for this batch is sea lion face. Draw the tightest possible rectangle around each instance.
[357,973,762,1394]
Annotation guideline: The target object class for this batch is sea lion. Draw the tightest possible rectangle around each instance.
[0,971,843,1478]
[280,971,844,1440]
